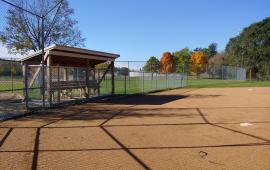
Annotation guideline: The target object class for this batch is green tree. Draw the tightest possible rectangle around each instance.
[224,17,270,79]
[194,43,217,61]
[207,43,218,59]
[0,0,85,54]
[118,67,129,76]
[143,56,160,73]
[95,62,110,70]
[172,48,191,73]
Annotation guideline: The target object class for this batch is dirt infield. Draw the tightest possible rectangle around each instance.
[0,87,270,170]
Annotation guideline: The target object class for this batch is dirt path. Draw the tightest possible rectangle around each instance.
[0,87,270,169]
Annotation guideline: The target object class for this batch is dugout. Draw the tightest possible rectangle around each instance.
[19,44,119,107]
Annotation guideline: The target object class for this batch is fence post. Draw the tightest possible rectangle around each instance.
[47,56,52,107]
[156,73,158,90]
[166,72,168,89]
[128,61,130,88]
[97,69,100,96]
[86,61,90,99]
[111,61,115,95]
[142,71,144,94]
[124,74,127,95]
[221,65,224,80]
[23,63,28,109]
[249,69,252,81]
[57,65,60,104]
[11,61,14,92]
[182,64,185,87]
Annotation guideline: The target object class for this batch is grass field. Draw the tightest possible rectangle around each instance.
[100,77,186,95]
[1,77,270,96]
[187,79,270,88]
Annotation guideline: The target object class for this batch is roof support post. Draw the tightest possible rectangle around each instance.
[86,60,90,100]
[97,69,100,96]
[57,65,61,104]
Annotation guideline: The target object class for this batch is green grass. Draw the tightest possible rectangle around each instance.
[187,79,270,88]
[0,81,24,91]
[100,77,186,95]
[2,77,270,100]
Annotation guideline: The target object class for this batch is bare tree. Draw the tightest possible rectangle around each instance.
[0,0,85,54]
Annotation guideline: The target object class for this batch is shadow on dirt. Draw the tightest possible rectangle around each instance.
[97,94,188,105]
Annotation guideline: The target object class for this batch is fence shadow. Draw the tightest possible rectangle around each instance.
[96,94,188,105]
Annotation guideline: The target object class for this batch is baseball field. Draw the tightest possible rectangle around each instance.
[0,87,270,169]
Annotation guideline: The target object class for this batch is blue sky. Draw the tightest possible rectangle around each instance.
[68,0,269,61]
[0,0,269,60]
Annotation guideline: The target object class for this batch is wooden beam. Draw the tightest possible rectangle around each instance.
[97,63,112,86]
[29,52,49,87]
[57,65,61,104]
[48,51,114,62]
[86,60,90,99]
[94,62,112,93]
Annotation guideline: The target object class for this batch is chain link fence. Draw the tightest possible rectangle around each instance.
[0,0,64,119]
[23,62,188,109]
[188,64,246,80]
[0,58,26,120]
[113,61,187,94]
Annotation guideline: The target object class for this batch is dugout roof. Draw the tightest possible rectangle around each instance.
[18,44,120,67]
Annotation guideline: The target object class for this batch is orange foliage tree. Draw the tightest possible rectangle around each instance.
[160,52,174,73]
[189,51,207,75]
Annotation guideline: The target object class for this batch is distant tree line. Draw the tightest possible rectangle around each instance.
[224,17,270,80]
[143,43,218,74]
[143,17,270,80]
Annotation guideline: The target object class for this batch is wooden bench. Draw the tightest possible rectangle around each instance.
[50,80,98,90]
[50,80,99,98]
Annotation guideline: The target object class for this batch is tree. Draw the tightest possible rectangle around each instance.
[194,43,217,61]
[207,43,218,59]
[0,0,85,54]
[224,17,270,79]
[95,62,111,70]
[143,56,160,73]
[209,52,225,65]
[172,48,191,73]
[160,52,174,73]
[118,67,129,76]
[189,51,207,76]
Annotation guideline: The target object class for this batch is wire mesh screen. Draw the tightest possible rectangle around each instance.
[26,65,44,108]
[0,59,25,120]
[188,64,246,80]
[0,59,23,91]
[113,61,188,94]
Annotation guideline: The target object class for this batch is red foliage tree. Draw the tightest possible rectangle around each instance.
[160,52,174,73]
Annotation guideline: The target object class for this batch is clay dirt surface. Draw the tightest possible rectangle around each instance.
[0,87,270,170]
